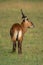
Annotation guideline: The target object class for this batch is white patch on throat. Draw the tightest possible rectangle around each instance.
[30,25,33,28]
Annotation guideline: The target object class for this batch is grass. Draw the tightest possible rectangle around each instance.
[0,0,43,65]
[0,0,43,3]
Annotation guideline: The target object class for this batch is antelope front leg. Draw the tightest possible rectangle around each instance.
[18,41,22,54]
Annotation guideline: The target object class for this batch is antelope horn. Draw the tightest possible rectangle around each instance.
[21,9,27,18]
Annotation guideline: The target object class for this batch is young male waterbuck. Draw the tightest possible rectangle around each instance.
[10,9,34,54]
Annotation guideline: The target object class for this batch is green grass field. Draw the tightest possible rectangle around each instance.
[0,0,43,65]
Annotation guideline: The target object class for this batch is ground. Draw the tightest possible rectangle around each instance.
[0,0,43,65]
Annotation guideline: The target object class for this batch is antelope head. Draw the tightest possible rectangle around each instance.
[21,9,34,28]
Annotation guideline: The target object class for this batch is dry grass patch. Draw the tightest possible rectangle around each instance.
[0,2,43,11]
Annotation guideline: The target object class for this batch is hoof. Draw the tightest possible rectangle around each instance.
[18,51,22,54]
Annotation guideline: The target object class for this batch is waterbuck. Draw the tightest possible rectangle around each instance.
[10,9,34,54]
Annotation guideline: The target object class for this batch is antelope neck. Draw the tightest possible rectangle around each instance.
[21,21,27,33]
